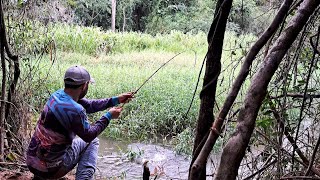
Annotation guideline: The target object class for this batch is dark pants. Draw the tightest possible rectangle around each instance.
[29,138,99,180]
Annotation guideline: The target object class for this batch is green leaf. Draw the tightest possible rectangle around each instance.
[256,118,273,129]
[7,152,17,161]
[307,88,316,93]
[17,0,24,8]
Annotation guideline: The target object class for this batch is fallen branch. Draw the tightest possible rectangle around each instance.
[280,176,320,179]
[243,159,277,180]
[0,162,27,168]
[270,93,320,99]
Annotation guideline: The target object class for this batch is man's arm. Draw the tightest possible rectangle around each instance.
[78,97,119,114]
[71,107,122,142]
[78,92,134,113]
[71,110,110,142]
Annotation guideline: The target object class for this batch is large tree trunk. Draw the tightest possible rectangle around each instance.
[215,1,320,179]
[188,0,293,178]
[189,0,233,179]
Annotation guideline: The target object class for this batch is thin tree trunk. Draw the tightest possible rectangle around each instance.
[215,0,320,179]
[111,0,116,32]
[122,7,125,32]
[0,0,6,161]
[189,0,233,179]
[0,0,19,161]
[189,0,293,179]
[5,58,19,120]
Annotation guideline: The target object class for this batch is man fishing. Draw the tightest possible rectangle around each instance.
[26,65,134,180]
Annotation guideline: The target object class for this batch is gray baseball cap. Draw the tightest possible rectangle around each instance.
[64,65,95,85]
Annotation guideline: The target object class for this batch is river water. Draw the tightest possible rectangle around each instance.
[95,138,220,180]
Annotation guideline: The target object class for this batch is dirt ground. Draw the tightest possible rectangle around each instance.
[0,171,75,180]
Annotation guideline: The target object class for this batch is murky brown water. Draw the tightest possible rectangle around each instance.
[96,138,220,180]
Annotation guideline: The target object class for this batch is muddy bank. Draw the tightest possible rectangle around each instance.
[0,171,75,180]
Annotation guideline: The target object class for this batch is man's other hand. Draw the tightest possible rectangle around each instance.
[109,107,123,119]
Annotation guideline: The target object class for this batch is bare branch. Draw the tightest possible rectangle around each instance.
[256,129,320,177]
[310,29,320,55]
[216,1,320,179]
[293,23,320,170]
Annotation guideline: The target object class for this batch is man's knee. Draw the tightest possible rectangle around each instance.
[76,166,95,180]
[91,137,99,147]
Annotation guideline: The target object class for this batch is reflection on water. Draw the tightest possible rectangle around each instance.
[96,137,220,180]
[98,137,129,155]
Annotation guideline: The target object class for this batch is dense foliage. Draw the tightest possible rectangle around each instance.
[9,0,275,35]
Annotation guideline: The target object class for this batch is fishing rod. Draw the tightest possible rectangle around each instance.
[133,51,185,94]
[120,51,187,107]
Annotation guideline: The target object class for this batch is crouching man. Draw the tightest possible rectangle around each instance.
[27,65,133,179]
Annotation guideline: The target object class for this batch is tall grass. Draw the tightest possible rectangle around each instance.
[12,21,255,56]
[49,23,208,55]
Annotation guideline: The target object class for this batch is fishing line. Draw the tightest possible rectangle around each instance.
[133,51,185,94]
[184,53,206,118]
[120,50,197,107]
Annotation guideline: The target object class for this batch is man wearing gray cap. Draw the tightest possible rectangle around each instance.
[26,65,133,179]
